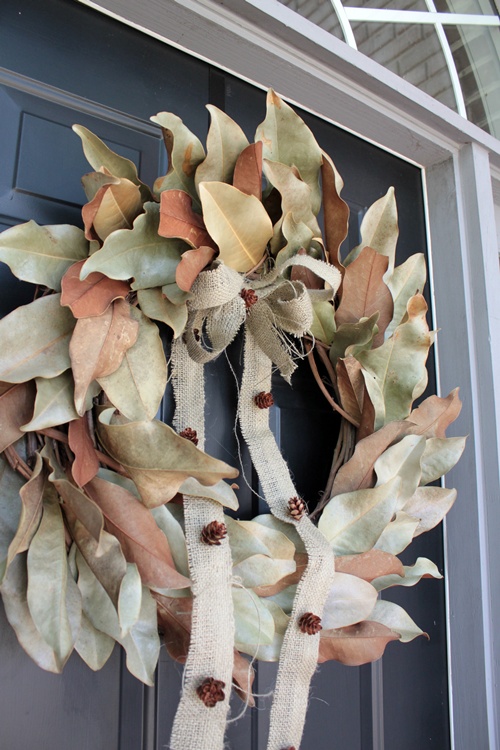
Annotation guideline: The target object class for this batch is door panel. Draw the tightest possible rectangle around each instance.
[0,2,449,748]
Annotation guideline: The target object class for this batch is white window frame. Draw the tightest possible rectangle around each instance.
[78,1,500,748]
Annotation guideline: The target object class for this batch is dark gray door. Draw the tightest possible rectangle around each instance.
[0,1,449,748]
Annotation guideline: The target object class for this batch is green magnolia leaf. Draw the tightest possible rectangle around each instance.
[0,221,88,291]
[199,181,272,273]
[6,453,45,567]
[402,486,457,535]
[419,437,466,485]
[21,372,78,431]
[72,124,152,202]
[384,253,426,338]
[97,408,239,507]
[118,563,143,636]
[236,598,289,661]
[255,89,323,214]
[374,434,426,508]
[137,287,188,339]
[80,203,185,291]
[329,314,379,364]
[262,160,320,235]
[0,294,75,383]
[1,553,60,672]
[310,300,336,345]
[368,599,425,643]
[0,453,24,582]
[195,105,248,189]
[357,294,433,429]
[374,511,420,554]
[97,305,167,422]
[372,556,442,592]
[151,505,189,578]
[27,492,82,669]
[318,477,401,555]
[232,554,296,588]
[179,477,239,511]
[0,381,36,452]
[345,187,399,267]
[233,586,275,647]
[151,111,205,200]
[75,612,115,671]
[322,573,378,629]
[225,516,295,565]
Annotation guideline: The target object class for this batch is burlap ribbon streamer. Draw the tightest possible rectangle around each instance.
[170,339,236,750]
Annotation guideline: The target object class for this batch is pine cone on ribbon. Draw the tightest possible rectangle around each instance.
[298,612,322,635]
[179,427,199,446]
[254,391,274,409]
[241,288,259,310]
[201,521,227,546]
[196,677,226,707]
[288,496,306,521]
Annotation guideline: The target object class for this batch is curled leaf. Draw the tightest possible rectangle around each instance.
[61,259,130,318]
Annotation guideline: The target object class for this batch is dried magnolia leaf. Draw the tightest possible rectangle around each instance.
[97,409,239,508]
[155,592,192,663]
[374,434,426,508]
[159,189,214,249]
[336,357,364,424]
[75,611,115,671]
[407,388,462,438]
[358,294,433,429]
[96,306,167,422]
[225,515,295,565]
[151,111,205,199]
[0,381,36,452]
[0,453,24,582]
[175,246,216,292]
[82,177,143,242]
[332,419,413,496]
[263,160,320,235]
[372,556,442,592]
[321,150,349,273]
[61,259,130,318]
[0,294,75,383]
[237,598,289,662]
[85,475,191,590]
[335,246,392,346]
[345,187,399,268]
[318,620,399,666]
[0,221,88,291]
[21,372,78,432]
[310,299,336,346]
[368,599,426,643]
[419,436,466,485]
[374,511,420,555]
[253,552,307,597]
[275,213,314,265]
[199,181,272,273]
[71,299,139,415]
[384,253,427,338]
[322,573,378,630]
[68,416,100,487]
[6,453,45,567]
[118,563,142,636]
[233,141,263,199]
[329,314,379,365]
[233,587,275,647]
[232,554,296,589]
[72,124,152,202]
[80,203,184,291]
[195,105,249,189]
[136,287,188,339]
[335,549,404,581]
[151,505,189,578]
[402,486,457,536]
[232,650,256,707]
[256,89,322,214]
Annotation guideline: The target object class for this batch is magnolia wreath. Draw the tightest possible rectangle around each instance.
[0,90,465,750]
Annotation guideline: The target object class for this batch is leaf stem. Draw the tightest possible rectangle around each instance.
[3,444,32,480]
[304,341,360,427]
[36,427,129,477]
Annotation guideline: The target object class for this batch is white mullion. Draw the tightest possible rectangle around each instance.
[344,7,500,26]
[328,0,358,47]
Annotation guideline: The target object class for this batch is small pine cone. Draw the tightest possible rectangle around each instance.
[196,677,225,707]
[241,288,259,310]
[201,520,227,546]
[179,427,199,446]
[298,612,322,635]
[288,496,306,521]
[254,391,274,409]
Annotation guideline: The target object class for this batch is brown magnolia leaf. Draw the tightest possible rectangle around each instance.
[332,419,414,496]
[232,649,256,707]
[159,189,214,249]
[233,142,263,200]
[335,246,393,346]
[175,246,216,292]
[406,388,462,438]
[82,177,143,242]
[68,416,100,487]
[70,299,139,415]
[0,381,36,453]
[318,621,399,665]
[155,592,192,663]
[335,550,404,581]
[85,476,191,590]
[321,150,349,275]
[357,389,376,442]
[290,247,324,290]
[61,259,130,318]
[6,453,45,565]
[336,357,364,424]
[252,552,307,597]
